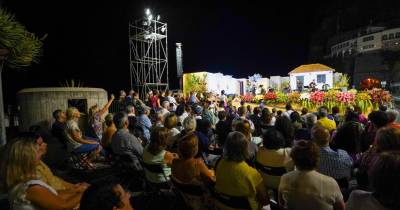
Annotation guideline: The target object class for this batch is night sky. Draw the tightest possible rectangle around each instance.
[1,0,398,106]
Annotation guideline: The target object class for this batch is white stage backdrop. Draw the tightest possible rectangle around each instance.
[206,73,238,95]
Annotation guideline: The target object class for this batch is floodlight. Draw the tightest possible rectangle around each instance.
[148,14,153,20]
[161,26,166,33]
[145,8,151,16]
[157,15,160,21]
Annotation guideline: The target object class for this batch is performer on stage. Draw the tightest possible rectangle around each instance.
[309,79,317,92]
[296,79,303,92]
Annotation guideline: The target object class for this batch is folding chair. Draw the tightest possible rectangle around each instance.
[254,161,287,200]
[171,177,205,210]
[211,187,252,210]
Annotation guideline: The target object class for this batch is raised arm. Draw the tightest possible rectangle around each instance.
[99,94,115,116]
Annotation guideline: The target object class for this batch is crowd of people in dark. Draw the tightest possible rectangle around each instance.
[0,88,399,210]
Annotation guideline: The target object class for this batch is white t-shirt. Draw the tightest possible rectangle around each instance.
[65,120,82,151]
[9,180,58,210]
[279,170,343,210]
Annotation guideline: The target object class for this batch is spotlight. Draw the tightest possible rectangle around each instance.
[148,14,153,20]
[157,15,160,21]
[145,8,151,16]
[161,26,166,33]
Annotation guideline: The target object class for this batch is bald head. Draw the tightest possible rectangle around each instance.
[312,126,330,147]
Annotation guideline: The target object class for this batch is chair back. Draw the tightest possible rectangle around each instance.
[255,161,286,176]
[171,177,203,197]
[211,188,251,210]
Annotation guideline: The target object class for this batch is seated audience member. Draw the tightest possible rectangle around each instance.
[136,107,152,144]
[164,113,181,149]
[88,94,115,139]
[331,110,364,159]
[101,113,117,152]
[346,151,400,210]
[274,116,295,147]
[361,111,389,152]
[111,112,143,171]
[250,107,262,137]
[172,133,215,210]
[3,138,83,210]
[215,110,231,147]
[386,109,400,129]
[354,106,368,126]
[65,107,101,160]
[312,126,353,188]
[181,116,210,159]
[330,106,342,126]
[256,128,293,191]
[51,109,68,147]
[126,105,137,131]
[282,103,294,119]
[279,140,345,210]
[143,127,177,186]
[234,120,260,164]
[215,131,268,210]
[158,100,170,119]
[300,107,308,120]
[260,111,275,133]
[294,113,317,141]
[357,126,400,190]
[316,106,337,132]
[290,111,305,130]
[80,178,134,210]
[177,104,191,131]
[232,106,255,131]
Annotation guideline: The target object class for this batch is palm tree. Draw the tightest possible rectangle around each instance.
[0,9,44,145]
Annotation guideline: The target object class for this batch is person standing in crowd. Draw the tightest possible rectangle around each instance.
[361,111,389,152]
[158,101,170,120]
[215,110,231,147]
[150,89,161,111]
[279,140,345,210]
[136,107,152,144]
[165,90,178,112]
[88,94,115,140]
[188,91,199,105]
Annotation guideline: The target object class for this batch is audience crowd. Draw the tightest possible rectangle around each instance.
[0,88,400,210]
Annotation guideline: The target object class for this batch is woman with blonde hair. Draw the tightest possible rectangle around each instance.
[164,113,181,149]
[4,137,82,210]
[88,94,115,139]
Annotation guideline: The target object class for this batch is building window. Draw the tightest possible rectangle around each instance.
[362,36,374,42]
[389,33,394,39]
[362,44,375,50]
[296,76,304,85]
[382,34,388,40]
[317,74,326,83]
[396,32,400,38]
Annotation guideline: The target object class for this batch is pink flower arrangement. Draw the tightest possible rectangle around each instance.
[264,92,277,101]
[310,91,325,104]
[336,92,355,104]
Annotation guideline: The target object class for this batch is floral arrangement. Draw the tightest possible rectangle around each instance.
[356,91,372,113]
[288,92,301,103]
[241,93,254,103]
[324,89,340,101]
[336,92,356,104]
[264,92,277,101]
[310,91,325,104]
[276,91,288,104]
[368,88,392,104]
[253,95,264,103]
[300,92,310,100]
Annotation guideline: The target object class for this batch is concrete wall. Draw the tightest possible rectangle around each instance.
[17,87,108,131]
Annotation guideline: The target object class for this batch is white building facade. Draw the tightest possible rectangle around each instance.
[289,64,335,90]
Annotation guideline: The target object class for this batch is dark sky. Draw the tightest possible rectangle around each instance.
[0,0,358,105]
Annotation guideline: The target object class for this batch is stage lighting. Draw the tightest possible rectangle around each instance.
[145,8,151,16]
[161,26,166,33]
[148,14,153,20]
[157,15,160,21]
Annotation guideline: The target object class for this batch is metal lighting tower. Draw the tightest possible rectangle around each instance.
[129,9,168,98]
